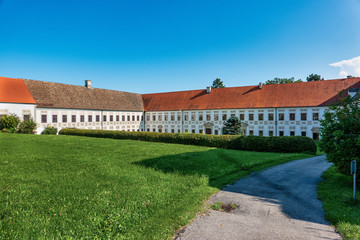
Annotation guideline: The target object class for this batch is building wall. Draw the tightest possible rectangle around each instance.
[0,102,36,121]
[144,107,326,139]
[35,108,144,134]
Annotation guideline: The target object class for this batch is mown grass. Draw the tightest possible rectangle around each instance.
[0,133,311,239]
[318,166,360,240]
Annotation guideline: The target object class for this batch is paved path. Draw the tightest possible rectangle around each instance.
[176,155,341,240]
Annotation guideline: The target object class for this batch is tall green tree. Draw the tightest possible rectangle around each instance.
[223,116,244,135]
[264,77,302,85]
[212,78,225,88]
[319,92,360,178]
[306,73,324,82]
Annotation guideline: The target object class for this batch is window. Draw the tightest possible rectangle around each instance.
[103,115,106,122]
[116,115,119,121]
[171,129,175,133]
[301,131,307,137]
[249,114,254,121]
[222,114,227,121]
[96,115,100,122]
[268,113,274,121]
[289,113,295,121]
[269,131,274,137]
[258,114,264,121]
[123,116,126,121]
[178,129,181,133]
[259,130,263,136]
[206,114,211,121]
[81,115,85,122]
[279,131,284,136]
[279,113,284,121]
[137,115,140,121]
[153,128,156,132]
[132,116,135,121]
[88,115,92,122]
[231,114,235,117]
[199,114,203,121]
[214,130,218,135]
[52,115,58,123]
[164,115,168,121]
[62,115,67,123]
[41,115,47,123]
[191,114,195,121]
[146,115,150,121]
[184,114,188,121]
[313,113,319,121]
[214,114,219,121]
[301,113,307,121]
[147,128,150,132]
[199,129,203,134]
[72,115,77,122]
[177,115,181,121]
[158,115,162,121]
[290,131,295,136]
[171,115,175,121]
[240,114,244,120]
[249,130,254,136]
[110,115,113,122]
[158,128,162,133]
[23,115,30,121]
[127,116,130,121]
[192,129,195,133]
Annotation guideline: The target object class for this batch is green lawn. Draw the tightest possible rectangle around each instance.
[0,133,311,239]
[318,166,360,240]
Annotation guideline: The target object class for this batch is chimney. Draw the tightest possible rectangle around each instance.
[85,80,92,89]
[206,86,212,94]
[259,82,263,89]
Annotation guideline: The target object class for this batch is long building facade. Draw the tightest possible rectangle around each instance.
[1,76,359,138]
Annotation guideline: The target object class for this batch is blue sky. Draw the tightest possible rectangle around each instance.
[1,0,360,93]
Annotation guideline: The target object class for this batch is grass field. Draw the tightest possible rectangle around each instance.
[318,166,360,240]
[0,133,311,239]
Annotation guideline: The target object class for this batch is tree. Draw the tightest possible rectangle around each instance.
[319,92,360,179]
[264,77,302,85]
[223,116,244,135]
[212,78,225,88]
[306,73,324,82]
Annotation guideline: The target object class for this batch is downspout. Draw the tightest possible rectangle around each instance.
[180,109,184,133]
[101,110,103,130]
[275,108,278,136]
[143,111,146,131]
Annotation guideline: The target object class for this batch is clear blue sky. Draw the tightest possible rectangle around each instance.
[1,0,360,93]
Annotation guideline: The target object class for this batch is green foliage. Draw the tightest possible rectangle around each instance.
[17,116,37,134]
[0,133,310,239]
[0,114,20,132]
[223,116,244,135]
[41,126,58,135]
[306,73,324,82]
[211,78,225,88]
[59,129,317,154]
[265,77,302,85]
[318,166,360,240]
[319,93,360,177]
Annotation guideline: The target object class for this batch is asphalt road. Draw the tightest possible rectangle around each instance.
[176,155,341,240]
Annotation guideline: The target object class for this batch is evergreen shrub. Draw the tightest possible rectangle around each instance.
[41,126,58,135]
[59,129,316,154]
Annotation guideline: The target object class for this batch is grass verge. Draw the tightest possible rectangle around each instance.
[0,133,311,239]
[318,166,360,240]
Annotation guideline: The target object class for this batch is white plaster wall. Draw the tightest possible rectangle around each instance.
[35,108,144,134]
[0,103,36,121]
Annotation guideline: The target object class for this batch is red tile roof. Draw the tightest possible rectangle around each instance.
[142,78,360,111]
[0,77,36,104]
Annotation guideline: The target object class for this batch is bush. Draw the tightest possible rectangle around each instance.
[319,93,360,178]
[1,128,10,133]
[59,129,317,154]
[0,114,20,132]
[18,117,37,134]
[41,126,58,135]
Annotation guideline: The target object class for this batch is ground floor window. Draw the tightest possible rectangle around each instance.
[214,130,218,135]
[191,129,195,133]
[259,130,263,136]
[199,129,203,134]
[23,114,30,121]
[249,130,254,136]
[279,131,284,136]
[290,131,295,136]
[269,131,273,137]
[313,132,319,140]
[301,131,306,137]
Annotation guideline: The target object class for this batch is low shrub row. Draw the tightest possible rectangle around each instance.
[59,129,317,154]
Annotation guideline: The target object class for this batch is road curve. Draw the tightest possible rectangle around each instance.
[176,155,341,240]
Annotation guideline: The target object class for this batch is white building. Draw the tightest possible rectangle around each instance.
[1,76,359,138]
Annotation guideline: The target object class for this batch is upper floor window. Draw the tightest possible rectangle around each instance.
[171,115,175,121]
[313,113,319,121]
[258,114,264,121]
[184,114,188,121]
[301,113,307,121]
[41,115,47,123]
[110,115,113,122]
[279,113,284,121]
[289,113,295,121]
[72,115,77,122]
[96,115,100,122]
[137,115,140,121]
[52,115,57,123]
[127,116,130,121]
[268,113,274,121]
[103,115,106,122]
[62,115,67,123]
[191,114,195,121]
[81,115,85,122]
[88,115,92,122]
[153,115,156,121]
[214,114,219,121]
[249,114,254,121]
[239,114,244,120]
[222,114,227,121]
[116,115,120,121]
[132,116,135,121]
[199,114,203,121]
[164,115,168,121]
[206,114,211,121]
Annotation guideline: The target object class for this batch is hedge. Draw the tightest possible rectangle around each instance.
[59,129,317,154]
